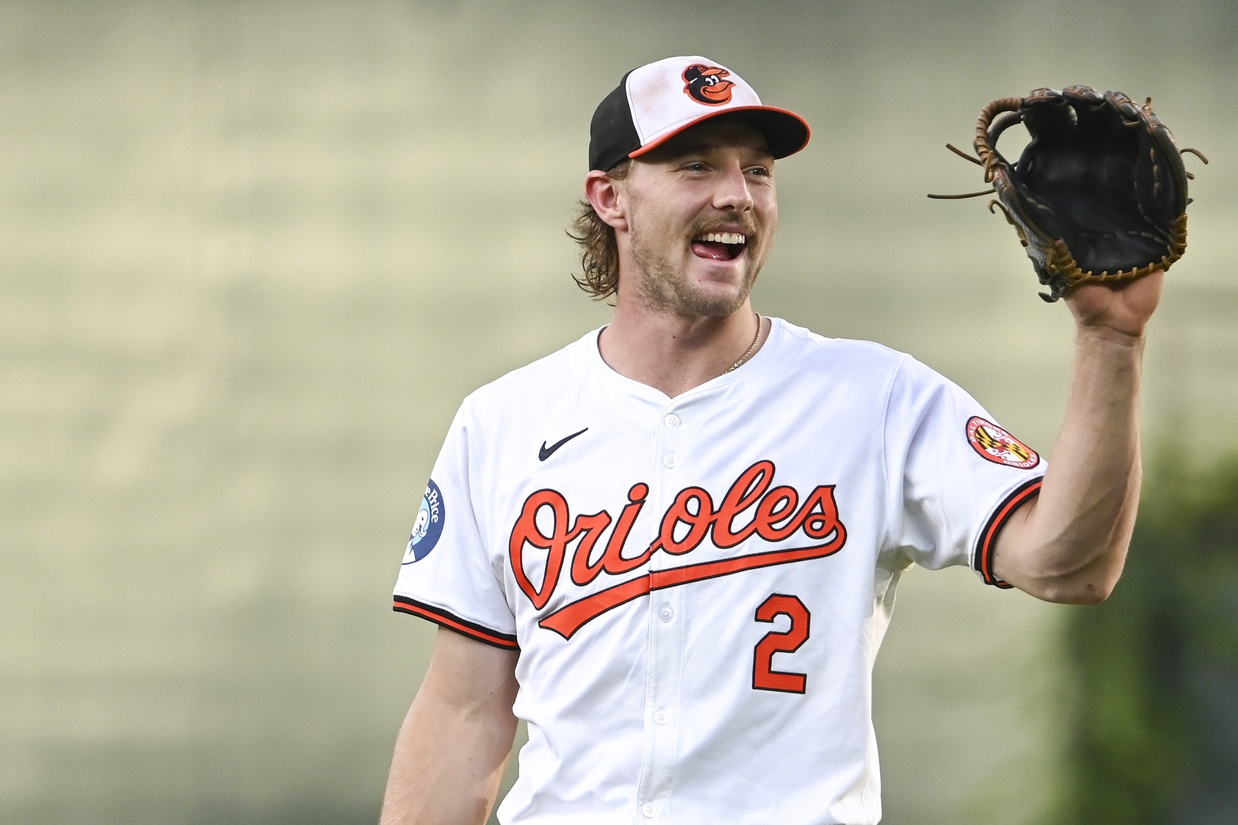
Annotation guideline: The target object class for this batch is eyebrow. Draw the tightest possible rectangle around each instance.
[656,140,774,162]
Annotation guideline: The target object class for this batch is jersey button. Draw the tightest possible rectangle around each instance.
[663,413,681,429]
[653,710,670,725]
[662,454,679,468]
[641,802,658,818]
[658,606,674,623]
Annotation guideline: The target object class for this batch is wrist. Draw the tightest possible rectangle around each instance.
[1073,321,1148,350]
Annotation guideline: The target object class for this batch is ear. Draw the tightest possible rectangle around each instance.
[584,170,628,232]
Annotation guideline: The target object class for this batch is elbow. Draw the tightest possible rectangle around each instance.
[996,526,1132,605]
[1030,558,1124,605]
[1045,577,1116,606]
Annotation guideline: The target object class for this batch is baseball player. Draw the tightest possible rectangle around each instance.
[381,56,1158,824]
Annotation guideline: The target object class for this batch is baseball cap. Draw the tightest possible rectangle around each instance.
[588,55,811,172]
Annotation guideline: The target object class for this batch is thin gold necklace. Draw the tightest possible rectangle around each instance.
[725,313,763,374]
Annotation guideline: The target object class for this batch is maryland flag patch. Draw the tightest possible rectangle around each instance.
[966,416,1040,470]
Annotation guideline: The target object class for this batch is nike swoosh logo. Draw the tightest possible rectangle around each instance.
[539,427,589,461]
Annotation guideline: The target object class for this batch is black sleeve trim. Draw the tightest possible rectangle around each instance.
[973,477,1043,589]
[393,596,519,650]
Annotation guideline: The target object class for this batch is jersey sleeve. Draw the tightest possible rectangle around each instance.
[884,356,1046,588]
[391,402,518,649]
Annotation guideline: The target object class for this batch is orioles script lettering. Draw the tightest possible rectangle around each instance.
[509,460,847,639]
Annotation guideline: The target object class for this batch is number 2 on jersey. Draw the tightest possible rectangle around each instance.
[752,594,810,694]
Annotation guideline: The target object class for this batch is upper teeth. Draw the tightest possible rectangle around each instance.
[698,232,745,245]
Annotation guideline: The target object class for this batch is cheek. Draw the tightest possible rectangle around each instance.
[755,200,778,244]
[631,204,687,246]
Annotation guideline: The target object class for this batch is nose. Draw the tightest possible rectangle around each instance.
[713,163,754,212]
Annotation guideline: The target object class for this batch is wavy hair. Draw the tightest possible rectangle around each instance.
[567,161,631,300]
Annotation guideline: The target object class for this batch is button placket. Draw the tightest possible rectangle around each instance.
[659,409,684,473]
[638,402,691,820]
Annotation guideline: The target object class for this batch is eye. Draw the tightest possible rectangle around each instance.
[746,164,773,179]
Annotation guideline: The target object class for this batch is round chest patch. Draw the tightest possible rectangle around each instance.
[966,416,1040,469]
[403,480,445,563]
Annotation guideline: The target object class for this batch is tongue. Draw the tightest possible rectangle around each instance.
[692,241,731,261]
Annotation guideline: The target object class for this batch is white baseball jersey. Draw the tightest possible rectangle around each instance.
[393,317,1045,825]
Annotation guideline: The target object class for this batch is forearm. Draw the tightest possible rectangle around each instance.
[381,631,520,825]
[995,325,1145,603]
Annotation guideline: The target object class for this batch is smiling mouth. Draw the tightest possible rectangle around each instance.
[691,231,747,261]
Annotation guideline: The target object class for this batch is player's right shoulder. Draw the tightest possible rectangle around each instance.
[459,328,598,413]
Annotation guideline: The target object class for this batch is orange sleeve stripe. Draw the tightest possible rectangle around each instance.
[392,596,519,650]
[974,478,1043,589]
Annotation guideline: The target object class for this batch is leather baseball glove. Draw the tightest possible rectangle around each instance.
[932,86,1207,302]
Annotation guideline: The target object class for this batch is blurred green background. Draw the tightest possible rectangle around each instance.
[2,1,1235,823]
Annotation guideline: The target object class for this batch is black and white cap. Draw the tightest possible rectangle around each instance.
[588,55,811,172]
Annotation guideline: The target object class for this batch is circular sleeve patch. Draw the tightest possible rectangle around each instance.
[966,416,1040,469]
[403,480,445,563]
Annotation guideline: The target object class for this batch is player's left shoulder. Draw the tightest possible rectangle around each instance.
[771,317,913,377]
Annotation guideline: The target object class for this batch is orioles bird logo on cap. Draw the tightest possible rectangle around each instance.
[682,64,734,106]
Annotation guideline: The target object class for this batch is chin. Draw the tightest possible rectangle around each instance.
[676,284,753,318]
[632,251,760,317]
[689,268,760,315]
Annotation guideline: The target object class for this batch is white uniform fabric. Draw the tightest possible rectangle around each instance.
[393,318,1045,825]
